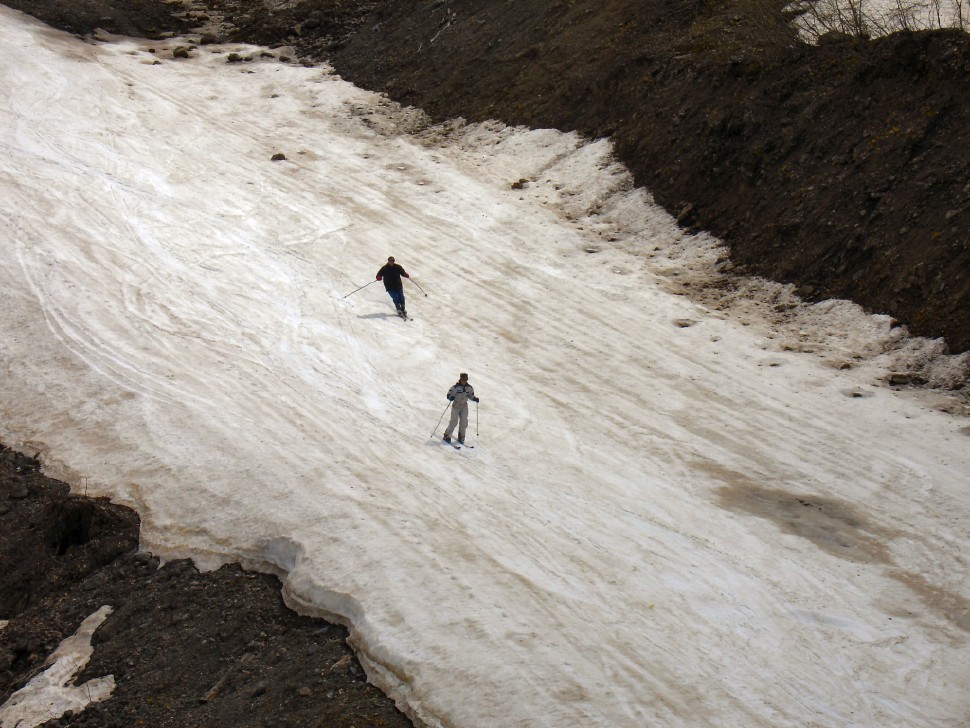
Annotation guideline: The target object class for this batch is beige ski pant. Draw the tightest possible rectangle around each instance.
[444,403,469,440]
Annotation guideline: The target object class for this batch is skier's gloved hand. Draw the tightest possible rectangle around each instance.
[447,395,455,401]
[376,275,382,280]
[472,397,480,403]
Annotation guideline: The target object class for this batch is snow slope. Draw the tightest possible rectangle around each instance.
[1,8,968,727]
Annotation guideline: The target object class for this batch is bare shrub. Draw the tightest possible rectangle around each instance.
[789,0,970,40]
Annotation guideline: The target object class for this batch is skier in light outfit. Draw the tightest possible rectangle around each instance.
[442,373,479,445]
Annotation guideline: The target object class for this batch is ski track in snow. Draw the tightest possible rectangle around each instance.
[1,8,969,728]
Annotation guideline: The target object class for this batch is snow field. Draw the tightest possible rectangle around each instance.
[1,9,968,727]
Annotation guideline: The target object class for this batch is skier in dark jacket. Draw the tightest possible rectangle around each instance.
[443,372,480,444]
[376,256,410,317]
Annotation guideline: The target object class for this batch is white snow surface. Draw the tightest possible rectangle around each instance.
[1,8,969,728]
[0,606,115,727]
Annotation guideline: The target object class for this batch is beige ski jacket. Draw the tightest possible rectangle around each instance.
[446,382,477,408]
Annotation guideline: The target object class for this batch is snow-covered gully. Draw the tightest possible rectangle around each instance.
[1,9,968,727]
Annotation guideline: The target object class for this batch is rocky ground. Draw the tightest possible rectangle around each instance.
[1,0,969,726]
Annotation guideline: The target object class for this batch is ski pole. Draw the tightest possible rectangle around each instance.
[409,278,428,297]
[475,400,479,436]
[430,403,450,438]
[343,279,378,298]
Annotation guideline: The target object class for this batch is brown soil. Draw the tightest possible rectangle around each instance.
[1,1,969,727]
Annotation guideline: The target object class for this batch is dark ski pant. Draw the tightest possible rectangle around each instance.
[444,403,469,441]
[386,287,405,312]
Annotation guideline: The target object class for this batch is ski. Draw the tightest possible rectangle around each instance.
[397,311,410,321]
[442,439,473,449]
